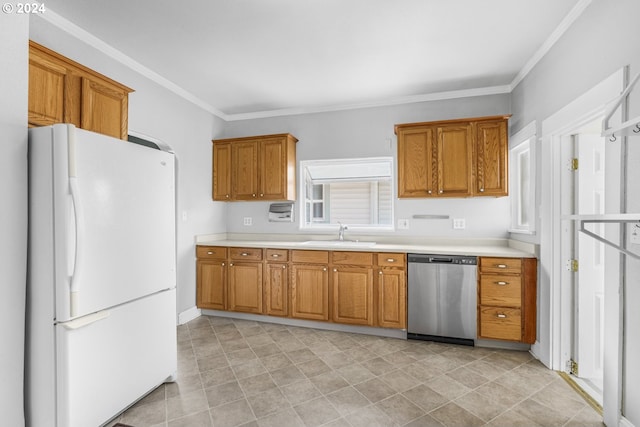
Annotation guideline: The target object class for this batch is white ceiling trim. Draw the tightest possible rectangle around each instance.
[34,8,229,120]
[38,1,592,122]
[509,0,593,90]
[224,85,512,122]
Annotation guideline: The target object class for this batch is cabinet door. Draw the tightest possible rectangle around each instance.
[377,268,406,329]
[228,262,263,313]
[197,260,226,310]
[475,120,508,196]
[232,141,259,200]
[397,127,437,197]
[291,264,329,321]
[436,124,473,197]
[28,52,68,127]
[265,263,288,317]
[213,143,232,200]
[81,77,129,140]
[332,267,374,326]
[260,137,288,200]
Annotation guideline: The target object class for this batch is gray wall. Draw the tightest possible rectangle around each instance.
[223,95,511,239]
[0,13,29,427]
[510,0,640,424]
[29,17,228,316]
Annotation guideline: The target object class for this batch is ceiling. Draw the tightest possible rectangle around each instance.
[41,0,585,120]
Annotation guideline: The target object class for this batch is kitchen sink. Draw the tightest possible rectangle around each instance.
[300,240,377,248]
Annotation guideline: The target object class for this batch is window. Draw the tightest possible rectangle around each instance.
[509,122,536,234]
[300,157,394,230]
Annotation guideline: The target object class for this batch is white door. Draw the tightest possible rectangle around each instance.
[574,133,606,393]
[52,125,176,322]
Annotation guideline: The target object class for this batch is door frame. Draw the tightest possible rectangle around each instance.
[538,67,625,427]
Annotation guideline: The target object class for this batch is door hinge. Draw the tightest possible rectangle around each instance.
[570,158,579,171]
[568,359,579,376]
[567,259,579,272]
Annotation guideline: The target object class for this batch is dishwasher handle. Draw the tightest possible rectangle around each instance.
[408,253,477,265]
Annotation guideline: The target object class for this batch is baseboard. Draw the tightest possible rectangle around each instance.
[620,417,635,427]
[178,306,201,325]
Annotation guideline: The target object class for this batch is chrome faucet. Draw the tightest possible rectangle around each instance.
[337,222,348,241]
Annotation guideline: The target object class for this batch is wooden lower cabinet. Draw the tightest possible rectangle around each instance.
[291,264,329,321]
[228,261,263,314]
[477,257,537,343]
[377,268,407,329]
[332,266,374,326]
[196,246,227,310]
[196,246,407,330]
[264,262,288,316]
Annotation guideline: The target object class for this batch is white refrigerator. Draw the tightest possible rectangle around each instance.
[26,124,178,427]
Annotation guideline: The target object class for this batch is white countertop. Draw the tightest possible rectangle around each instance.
[195,234,536,258]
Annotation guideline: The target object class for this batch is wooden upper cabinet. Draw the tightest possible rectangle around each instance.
[232,141,260,200]
[28,41,133,140]
[397,126,436,197]
[437,124,473,197]
[395,115,510,198]
[474,119,508,196]
[212,133,298,201]
[212,142,232,200]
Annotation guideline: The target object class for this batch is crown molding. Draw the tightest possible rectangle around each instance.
[34,9,230,121]
[224,85,512,121]
[38,1,591,122]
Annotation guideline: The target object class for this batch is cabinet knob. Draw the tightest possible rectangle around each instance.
[333,268,338,272]
[225,194,230,198]
[428,190,432,194]
[379,271,383,275]
[252,194,256,197]
[282,265,286,269]
[496,281,508,286]
[480,188,485,192]
[439,189,443,194]
[229,263,234,266]
[260,193,264,197]
[323,268,327,272]
[496,313,507,319]
[222,262,225,266]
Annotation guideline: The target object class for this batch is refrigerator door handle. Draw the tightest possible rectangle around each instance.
[68,149,85,318]
[61,310,110,330]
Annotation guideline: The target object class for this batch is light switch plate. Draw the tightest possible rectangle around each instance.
[397,219,409,229]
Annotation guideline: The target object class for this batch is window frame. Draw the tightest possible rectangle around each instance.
[299,157,395,231]
[509,121,537,235]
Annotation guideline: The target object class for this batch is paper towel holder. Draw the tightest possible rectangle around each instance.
[269,203,294,222]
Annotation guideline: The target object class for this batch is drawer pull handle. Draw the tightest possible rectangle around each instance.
[497,313,507,318]
[496,281,508,286]
[386,258,396,262]
[207,251,213,255]
[496,264,508,268]
[272,254,280,258]
[241,253,249,256]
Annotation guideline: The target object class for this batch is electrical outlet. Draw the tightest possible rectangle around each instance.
[397,219,409,229]
[243,217,253,226]
[453,218,466,229]
[181,211,188,222]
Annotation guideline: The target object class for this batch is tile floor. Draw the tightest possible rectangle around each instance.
[109,316,604,427]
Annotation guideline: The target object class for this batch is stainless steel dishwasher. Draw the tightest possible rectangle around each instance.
[407,254,477,346]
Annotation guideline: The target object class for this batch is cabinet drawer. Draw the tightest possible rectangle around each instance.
[479,306,522,341]
[196,246,227,260]
[479,257,522,274]
[479,275,522,307]
[291,250,329,264]
[376,253,406,267]
[266,249,289,262]
[332,251,373,266]
[229,247,263,261]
